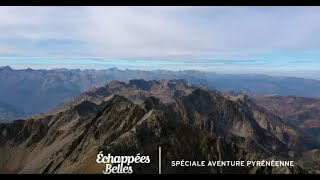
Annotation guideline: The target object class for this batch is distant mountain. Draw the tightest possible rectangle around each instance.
[2,66,320,120]
[0,80,319,174]
[251,94,320,142]
[0,101,24,123]
[83,68,320,97]
[59,79,194,108]
[0,66,108,117]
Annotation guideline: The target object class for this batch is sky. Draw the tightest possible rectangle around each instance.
[0,6,320,79]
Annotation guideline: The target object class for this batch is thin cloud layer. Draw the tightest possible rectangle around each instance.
[0,6,320,60]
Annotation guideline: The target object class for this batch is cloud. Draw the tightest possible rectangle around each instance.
[0,43,25,54]
[0,7,320,59]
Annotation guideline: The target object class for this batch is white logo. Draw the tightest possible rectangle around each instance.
[96,151,151,174]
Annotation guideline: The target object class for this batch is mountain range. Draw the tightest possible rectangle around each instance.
[2,66,320,122]
[0,79,319,174]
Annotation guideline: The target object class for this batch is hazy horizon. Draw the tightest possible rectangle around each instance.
[1,58,320,81]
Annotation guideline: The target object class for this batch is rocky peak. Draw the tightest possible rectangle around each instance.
[129,79,154,91]
[71,100,100,117]
[0,66,13,72]
[141,96,162,111]
[107,80,127,88]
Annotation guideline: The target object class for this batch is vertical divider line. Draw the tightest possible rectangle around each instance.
[159,146,161,174]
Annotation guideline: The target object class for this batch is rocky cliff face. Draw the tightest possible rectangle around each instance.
[0,80,319,174]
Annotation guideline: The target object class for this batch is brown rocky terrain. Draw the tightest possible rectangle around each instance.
[251,94,320,142]
[0,80,319,174]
